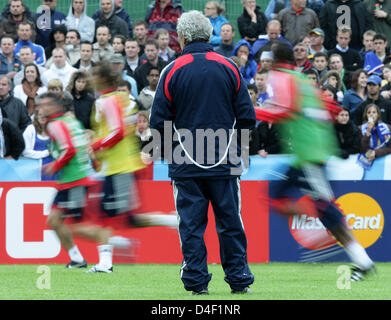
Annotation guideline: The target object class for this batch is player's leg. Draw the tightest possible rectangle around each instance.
[71,223,113,273]
[47,188,87,268]
[129,211,178,228]
[301,163,375,280]
[126,174,178,228]
[86,173,134,273]
[172,179,211,295]
[207,177,254,294]
[268,166,308,216]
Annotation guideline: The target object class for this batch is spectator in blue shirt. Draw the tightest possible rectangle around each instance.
[204,1,228,47]
[232,39,258,84]
[342,68,368,116]
[14,21,46,66]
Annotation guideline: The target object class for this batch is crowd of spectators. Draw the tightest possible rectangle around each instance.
[0,0,391,172]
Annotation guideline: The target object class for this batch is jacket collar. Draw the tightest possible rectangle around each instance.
[273,63,296,71]
[182,42,214,55]
[45,112,65,127]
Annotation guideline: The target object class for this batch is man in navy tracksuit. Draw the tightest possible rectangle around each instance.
[150,11,255,295]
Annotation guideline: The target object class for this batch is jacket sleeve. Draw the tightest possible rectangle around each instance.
[2,118,25,160]
[264,124,281,154]
[149,64,176,160]
[149,64,175,134]
[232,71,256,130]
[17,99,31,132]
[373,124,391,158]
[83,18,96,43]
[46,120,76,173]
[353,102,365,126]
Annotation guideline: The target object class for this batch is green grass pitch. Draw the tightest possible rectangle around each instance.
[0,263,389,300]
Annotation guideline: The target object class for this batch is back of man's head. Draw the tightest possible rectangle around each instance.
[271,41,294,64]
[177,10,213,44]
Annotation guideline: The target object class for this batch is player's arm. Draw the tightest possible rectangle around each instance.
[45,120,76,174]
[255,71,297,123]
[91,100,125,152]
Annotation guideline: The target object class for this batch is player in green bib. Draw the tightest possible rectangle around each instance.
[39,92,113,270]
[255,42,375,281]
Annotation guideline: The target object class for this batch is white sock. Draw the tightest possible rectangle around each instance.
[147,214,178,227]
[344,241,373,270]
[68,245,84,263]
[98,244,113,268]
[109,236,132,248]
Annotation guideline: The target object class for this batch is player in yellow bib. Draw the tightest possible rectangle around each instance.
[87,62,177,273]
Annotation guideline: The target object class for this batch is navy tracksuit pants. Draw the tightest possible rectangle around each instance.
[172,177,254,292]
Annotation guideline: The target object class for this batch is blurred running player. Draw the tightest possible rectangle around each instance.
[255,42,375,281]
[87,62,177,273]
[40,92,112,270]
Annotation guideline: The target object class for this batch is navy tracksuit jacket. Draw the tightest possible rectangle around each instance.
[150,42,255,292]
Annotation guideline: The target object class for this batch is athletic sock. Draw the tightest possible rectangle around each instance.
[68,245,84,263]
[109,236,132,248]
[97,244,113,269]
[344,241,373,270]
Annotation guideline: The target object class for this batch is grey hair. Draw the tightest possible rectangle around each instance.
[177,10,213,44]
[0,75,12,88]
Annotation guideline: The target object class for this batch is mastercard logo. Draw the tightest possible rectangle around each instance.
[289,193,384,249]
[335,193,384,248]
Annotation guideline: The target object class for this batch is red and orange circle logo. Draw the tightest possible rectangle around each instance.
[288,193,384,249]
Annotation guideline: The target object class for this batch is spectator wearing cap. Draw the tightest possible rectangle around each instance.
[327,26,363,72]
[308,28,327,59]
[353,74,391,125]
[110,53,138,98]
[278,0,319,46]
[260,51,273,71]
